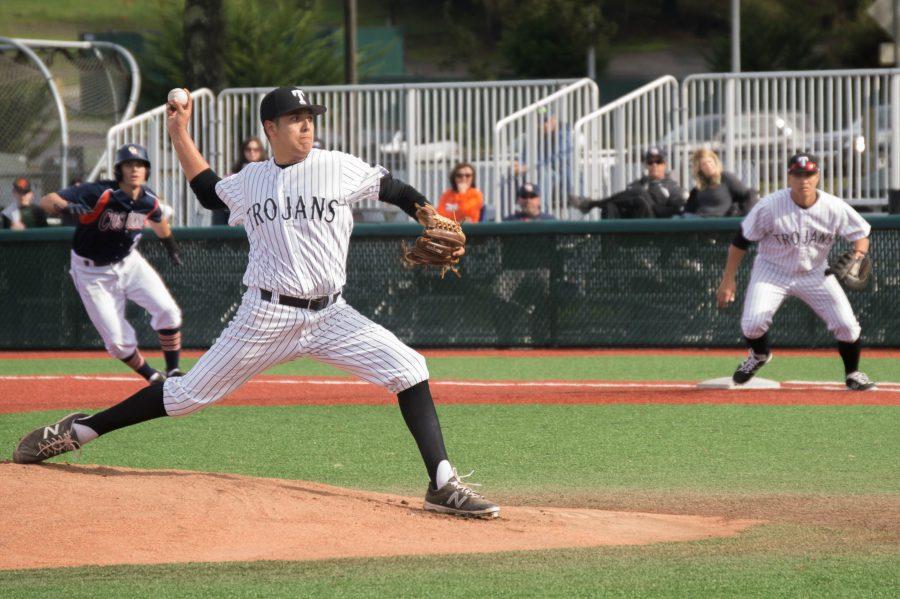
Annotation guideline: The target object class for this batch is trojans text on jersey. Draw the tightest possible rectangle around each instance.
[245,195,340,229]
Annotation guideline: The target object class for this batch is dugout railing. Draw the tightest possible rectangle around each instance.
[2,216,897,350]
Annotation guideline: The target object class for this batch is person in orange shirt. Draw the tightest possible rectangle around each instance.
[437,162,483,223]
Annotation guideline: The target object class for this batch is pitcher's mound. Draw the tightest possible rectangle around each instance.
[0,463,758,570]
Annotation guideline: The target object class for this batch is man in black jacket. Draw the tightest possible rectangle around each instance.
[571,147,686,219]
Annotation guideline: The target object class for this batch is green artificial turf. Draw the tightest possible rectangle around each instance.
[2,354,899,382]
[2,404,897,495]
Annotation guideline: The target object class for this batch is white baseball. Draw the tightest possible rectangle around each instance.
[167,88,188,106]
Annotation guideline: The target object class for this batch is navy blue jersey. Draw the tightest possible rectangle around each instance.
[58,180,163,264]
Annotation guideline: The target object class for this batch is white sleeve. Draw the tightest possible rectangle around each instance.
[838,203,871,242]
[339,152,388,205]
[214,172,244,214]
[740,200,769,241]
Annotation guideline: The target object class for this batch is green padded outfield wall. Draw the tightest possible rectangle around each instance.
[0,217,898,349]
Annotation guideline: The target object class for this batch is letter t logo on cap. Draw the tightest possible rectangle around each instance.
[291,89,307,104]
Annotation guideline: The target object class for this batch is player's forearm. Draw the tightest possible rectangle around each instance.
[39,193,67,216]
[852,238,869,257]
[168,128,210,181]
[722,245,746,280]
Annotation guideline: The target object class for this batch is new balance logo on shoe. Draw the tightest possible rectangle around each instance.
[43,424,61,439]
[447,491,468,509]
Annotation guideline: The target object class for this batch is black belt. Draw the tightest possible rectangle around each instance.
[260,289,340,311]
[78,256,119,267]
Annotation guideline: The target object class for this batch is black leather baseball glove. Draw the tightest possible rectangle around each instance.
[825,250,872,291]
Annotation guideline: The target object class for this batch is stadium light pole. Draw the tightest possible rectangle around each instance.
[731,0,740,72]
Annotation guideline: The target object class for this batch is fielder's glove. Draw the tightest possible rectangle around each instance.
[402,203,466,278]
[825,250,871,291]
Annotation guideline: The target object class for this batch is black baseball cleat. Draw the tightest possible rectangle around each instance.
[13,412,88,464]
[148,371,167,385]
[845,371,876,391]
[732,350,773,384]
[166,368,185,377]
[424,470,500,519]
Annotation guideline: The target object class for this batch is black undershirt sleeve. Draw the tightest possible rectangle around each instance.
[378,174,427,220]
[732,230,753,250]
[189,168,227,211]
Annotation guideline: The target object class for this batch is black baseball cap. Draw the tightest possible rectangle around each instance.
[259,87,326,124]
[644,147,666,163]
[788,152,819,174]
[517,182,540,198]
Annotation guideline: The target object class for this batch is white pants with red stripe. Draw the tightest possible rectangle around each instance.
[740,264,861,343]
[70,251,182,359]
[163,287,428,416]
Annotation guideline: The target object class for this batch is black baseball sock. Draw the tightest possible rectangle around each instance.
[76,384,167,437]
[158,328,182,372]
[744,333,770,356]
[837,338,862,375]
[397,380,449,486]
[122,350,157,380]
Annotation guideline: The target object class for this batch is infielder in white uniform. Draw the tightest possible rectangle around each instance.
[39,144,185,384]
[716,152,876,390]
[14,87,499,518]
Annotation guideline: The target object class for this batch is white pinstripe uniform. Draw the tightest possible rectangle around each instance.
[163,150,429,416]
[739,188,871,343]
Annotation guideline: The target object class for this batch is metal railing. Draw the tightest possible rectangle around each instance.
[492,78,601,220]
[573,76,680,219]
[105,89,216,226]
[682,69,900,206]
[217,80,581,213]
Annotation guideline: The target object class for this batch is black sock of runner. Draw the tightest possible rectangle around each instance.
[744,333,770,356]
[122,350,156,380]
[837,338,862,375]
[397,380,449,486]
[76,384,168,437]
[158,328,182,372]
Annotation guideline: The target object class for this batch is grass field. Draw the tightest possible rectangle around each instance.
[1,351,897,596]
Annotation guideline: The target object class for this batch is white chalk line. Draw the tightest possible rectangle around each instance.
[1,375,898,393]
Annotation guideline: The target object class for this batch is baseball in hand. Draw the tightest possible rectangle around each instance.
[167,88,188,106]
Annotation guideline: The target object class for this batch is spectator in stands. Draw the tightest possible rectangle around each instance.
[503,183,555,222]
[570,147,686,219]
[684,148,757,217]
[213,136,268,225]
[437,162,483,223]
[512,108,573,198]
[1,178,47,230]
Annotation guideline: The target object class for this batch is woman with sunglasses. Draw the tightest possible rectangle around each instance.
[437,163,483,223]
[213,137,271,225]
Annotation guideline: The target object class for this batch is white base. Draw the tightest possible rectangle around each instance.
[697,377,781,390]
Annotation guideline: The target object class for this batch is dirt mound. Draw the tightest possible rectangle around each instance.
[0,463,758,570]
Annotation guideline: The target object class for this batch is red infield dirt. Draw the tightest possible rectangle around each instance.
[0,375,898,414]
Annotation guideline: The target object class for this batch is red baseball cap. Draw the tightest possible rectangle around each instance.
[13,177,31,193]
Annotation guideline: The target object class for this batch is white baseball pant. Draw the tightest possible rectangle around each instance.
[163,287,429,416]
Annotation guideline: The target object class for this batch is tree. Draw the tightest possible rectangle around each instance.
[183,0,224,91]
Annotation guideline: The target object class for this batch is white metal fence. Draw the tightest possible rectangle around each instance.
[682,69,900,206]
[573,76,680,219]
[99,71,900,226]
[217,80,583,218]
[492,79,601,220]
[105,89,216,226]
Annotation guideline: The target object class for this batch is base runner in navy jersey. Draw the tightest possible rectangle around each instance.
[13,88,499,519]
[38,144,185,384]
[716,152,876,391]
